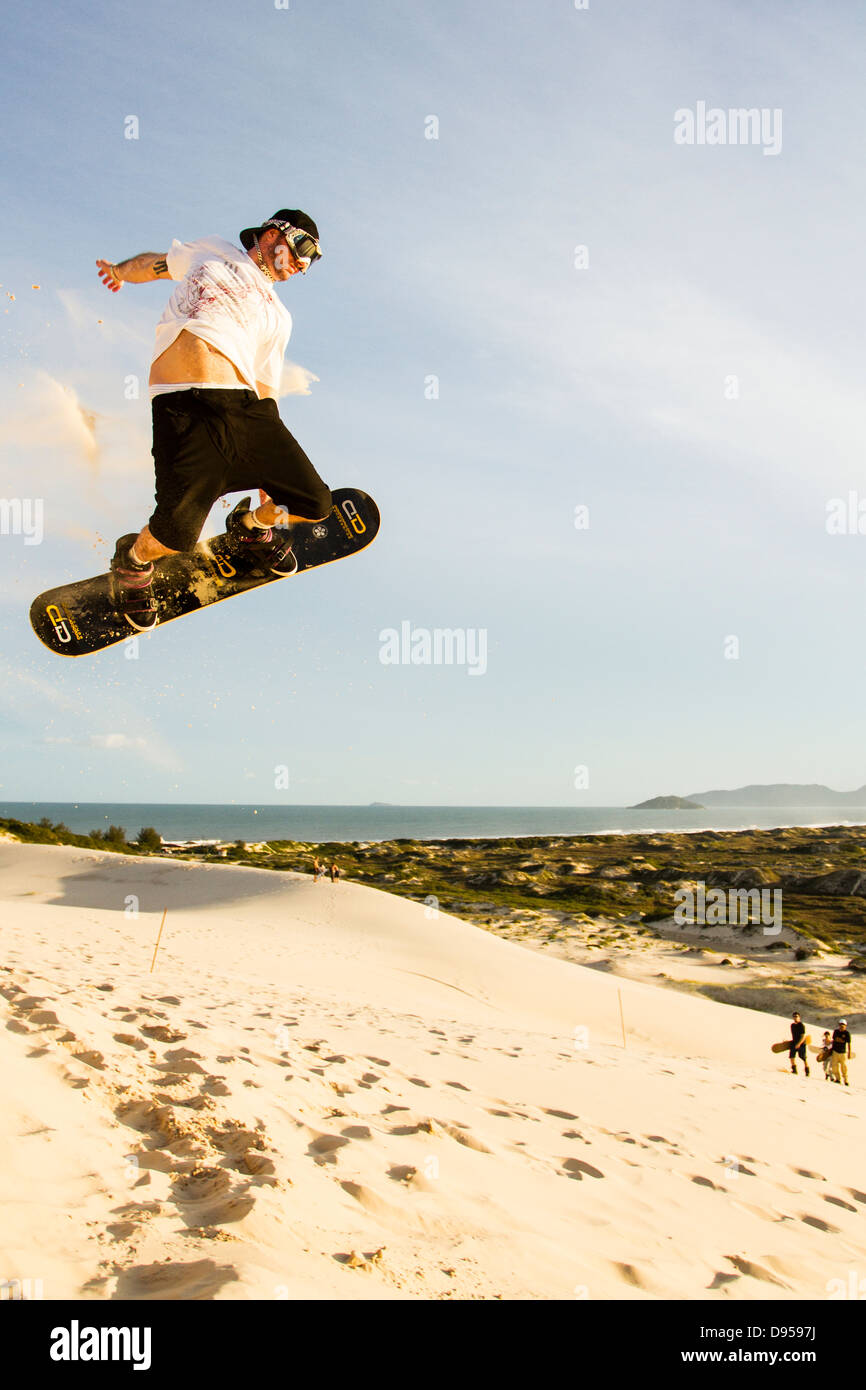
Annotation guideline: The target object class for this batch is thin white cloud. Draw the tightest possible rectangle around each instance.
[90,733,147,751]
[413,251,866,491]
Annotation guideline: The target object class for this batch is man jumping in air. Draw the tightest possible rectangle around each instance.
[96,209,332,630]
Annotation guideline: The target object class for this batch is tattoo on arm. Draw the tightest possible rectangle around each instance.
[111,252,170,283]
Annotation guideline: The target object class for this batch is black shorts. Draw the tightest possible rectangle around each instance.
[148,388,332,551]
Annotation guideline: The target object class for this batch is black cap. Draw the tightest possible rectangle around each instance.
[239,208,319,250]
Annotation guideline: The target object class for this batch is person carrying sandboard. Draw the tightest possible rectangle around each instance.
[788,1011,810,1077]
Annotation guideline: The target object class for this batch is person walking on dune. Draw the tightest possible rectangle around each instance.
[819,1030,834,1081]
[788,1011,809,1077]
[830,1019,852,1085]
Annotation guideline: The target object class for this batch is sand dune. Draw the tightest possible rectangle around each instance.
[0,842,863,1301]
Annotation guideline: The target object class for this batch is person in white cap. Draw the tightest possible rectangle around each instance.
[830,1019,852,1085]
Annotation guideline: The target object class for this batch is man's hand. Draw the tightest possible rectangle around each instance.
[96,259,123,292]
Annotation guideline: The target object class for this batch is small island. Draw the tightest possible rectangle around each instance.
[630,795,704,810]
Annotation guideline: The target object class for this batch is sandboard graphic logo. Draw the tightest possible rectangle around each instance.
[45,603,76,644]
[210,554,236,579]
[341,498,366,535]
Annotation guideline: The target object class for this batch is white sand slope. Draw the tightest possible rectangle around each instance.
[0,842,863,1301]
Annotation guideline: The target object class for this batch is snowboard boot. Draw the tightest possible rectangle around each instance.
[224,497,298,576]
[110,534,159,631]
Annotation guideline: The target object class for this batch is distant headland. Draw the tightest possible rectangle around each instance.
[630,796,703,810]
[685,783,866,807]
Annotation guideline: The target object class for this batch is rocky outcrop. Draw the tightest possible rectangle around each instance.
[791,869,866,896]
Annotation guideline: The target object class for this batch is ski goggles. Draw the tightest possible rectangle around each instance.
[264,219,323,271]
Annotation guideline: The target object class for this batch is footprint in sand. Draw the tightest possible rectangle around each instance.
[112,1258,240,1299]
[436,1122,492,1154]
[725,1256,790,1288]
[561,1158,604,1180]
[387,1164,417,1183]
[823,1195,858,1212]
[799,1214,841,1233]
[200,1077,231,1097]
[171,1168,255,1224]
[307,1134,351,1163]
[140,1025,187,1043]
[106,1221,139,1240]
[113,1033,149,1051]
[613,1262,650,1290]
[718,1157,756,1177]
[544,1108,578,1121]
[156,1049,206,1075]
[73,1049,105,1070]
[209,1124,274,1176]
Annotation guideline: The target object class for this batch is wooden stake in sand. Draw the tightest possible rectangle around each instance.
[150,908,168,972]
[618,988,627,1048]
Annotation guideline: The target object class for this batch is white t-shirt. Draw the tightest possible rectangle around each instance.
[151,235,292,391]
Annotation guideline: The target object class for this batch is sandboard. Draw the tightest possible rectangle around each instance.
[771,1035,811,1053]
[30,487,379,657]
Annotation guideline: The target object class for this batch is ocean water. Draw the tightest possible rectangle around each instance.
[1,802,864,844]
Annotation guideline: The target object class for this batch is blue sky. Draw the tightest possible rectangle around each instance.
[0,0,864,806]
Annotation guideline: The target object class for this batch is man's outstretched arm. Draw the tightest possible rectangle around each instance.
[96,253,171,293]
